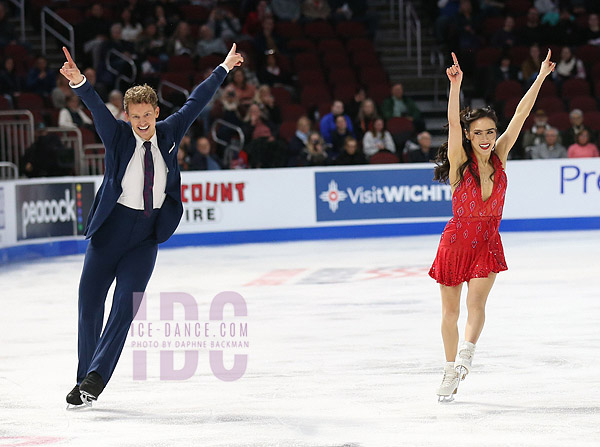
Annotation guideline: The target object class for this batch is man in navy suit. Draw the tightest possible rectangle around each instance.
[60,46,243,407]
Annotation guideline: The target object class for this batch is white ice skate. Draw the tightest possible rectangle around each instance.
[455,341,476,381]
[437,362,459,403]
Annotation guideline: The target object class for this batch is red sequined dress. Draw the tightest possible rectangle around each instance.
[429,154,508,286]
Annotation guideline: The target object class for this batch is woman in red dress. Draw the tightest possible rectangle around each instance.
[431,51,555,401]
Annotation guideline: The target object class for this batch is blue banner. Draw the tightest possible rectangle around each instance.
[315,169,453,221]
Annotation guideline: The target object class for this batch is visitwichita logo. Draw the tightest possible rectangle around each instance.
[315,170,452,221]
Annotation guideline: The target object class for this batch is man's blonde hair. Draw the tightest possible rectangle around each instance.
[123,84,158,113]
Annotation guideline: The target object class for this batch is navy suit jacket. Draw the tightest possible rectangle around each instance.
[74,66,227,243]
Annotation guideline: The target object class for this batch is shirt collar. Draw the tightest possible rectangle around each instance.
[132,128,158,150]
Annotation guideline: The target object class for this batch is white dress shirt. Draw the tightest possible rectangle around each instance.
[117,130,168,210]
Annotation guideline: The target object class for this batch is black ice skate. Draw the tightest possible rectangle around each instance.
[66,384,85,409]
[79,372,105,405]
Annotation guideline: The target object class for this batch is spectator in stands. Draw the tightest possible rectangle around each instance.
[190,137,222,170]
[584,13,600,46]
[0,2,16,46]
[254,16,284,57]
[381,83,423,131]
[238,50,261,87]
[302,131,329,166]
[243,104,287,167]
[288,115,312,165]
[177,146,190,171]
[336,136,367,165]
[230,69,256,106]
[562,109,593,147]
[491,16,517,49]
[354,98,379,140]
[0,57,21,97]
[119,7,143,43]
[301,0,331,20]
[97,24,136,86]
[526,127,567,159]
[151,4,169,38]
[254,84,282,126]
[553,46,586,83]
[20,123,71,177]
[455,0,481,63]
[242,103,274,142]
[319,100,355,145]
[167,22,195,56]
[242,1,271,36]
[362,117,396,159]
[405,131,436,162]
[26,55,56,97]
[51,75,73,109]
[58,95,94,130]
[567,129,599,158]
[434,0,460,45]
[330,114,355,158]
[522,109,553,149]
[220,84,243,128]
[258,51,292,86]
[486,53,519,101]
[196,25,228,58]
[105,90,126,120]
[179,133,193,157]
[136,21,166,61]
[83,67,108,103]
[77,3,111,70]
[345,87,366,122]
[520,44,542,86]
[196,67,220,134]
[271,0,301,22]
[208,6,241,40]
[517,7,544,46]
[551,7,582,46]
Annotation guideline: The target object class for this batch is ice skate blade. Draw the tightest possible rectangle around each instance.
[456,365,468,381]
[66,402,92,411]
[79,391,97,406]
[438,394,455,403]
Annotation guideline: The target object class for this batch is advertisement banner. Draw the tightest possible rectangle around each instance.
[15,182,95,241]
[315,169,452,222]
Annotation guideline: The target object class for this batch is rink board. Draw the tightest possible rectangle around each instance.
[1,158,600,263]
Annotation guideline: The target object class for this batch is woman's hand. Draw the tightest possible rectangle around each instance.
[446,52,463,85]
[539,49,556,78]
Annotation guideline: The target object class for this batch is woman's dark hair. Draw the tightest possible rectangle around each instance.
[434,106,499,186]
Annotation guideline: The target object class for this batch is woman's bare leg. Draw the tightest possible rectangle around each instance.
[465,274,496,344]
[440,283,463,361]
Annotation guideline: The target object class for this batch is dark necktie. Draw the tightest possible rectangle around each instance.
[143,141,154,217]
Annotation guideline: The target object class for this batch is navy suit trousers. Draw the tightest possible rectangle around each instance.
[77,204,159,384]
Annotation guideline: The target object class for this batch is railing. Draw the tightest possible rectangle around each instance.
[0,161,18,179]
[82,144,105,175]
[430,49,445,105]
[0,110,34,172]
[405,1,422,77]
[45,127,84,175]
[41,7,75,58]
[7,0,25,43]
[210,119,245,167]
[158,80,190,109]
[105,49,137,91]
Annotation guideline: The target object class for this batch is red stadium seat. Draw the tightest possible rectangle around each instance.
[335,21,367,38]
[179,4,209,23]
[168,55,194,72]
[160,72,192,91]
[387,117,414,134]
[494,80,522,101]
[476,47,502,68]
[346,38,375,54]
[281,103,307,122]
[538,80,558,98]
[287,38,316,53]
[583,110,600,130]
[535,96,565,113]
[301,85,331,108]
[304,21,336,39]
[368,84,391,104]
[547,112,571,131]
[322,52,350,69]
[274,21,304,40]
[294,53,321,72]
[333,83,359,103]
[317,39,345,54]
[575,44,600,67]
[503,97,520,119]
[197,55,223,72]
[297,69,326,86]
[569,96,597,112]
[359,66,388,85]
[369,151,400,164]
[0,96,12,110]
[509,46,530,66]
[278,120,299,142]
[351,50,380,68]
[55,8,83,25]
[271,87,293,105]
[561,79,591,100]
[328,67,357,86]
[14,92,44,110]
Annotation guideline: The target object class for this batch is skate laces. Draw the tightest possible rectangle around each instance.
[442,368,458,386]
[458,345,475,361]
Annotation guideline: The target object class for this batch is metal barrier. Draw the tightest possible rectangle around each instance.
[7,0,25,43]
[158,80,190,109]
[41,7,75,58]
[82,144,105,175]
[0,161,18,179]
[0,110,34,172]
[105,48,137,92]
[44,127,84,175]
[405,1,422,77]
[210,119,245,167]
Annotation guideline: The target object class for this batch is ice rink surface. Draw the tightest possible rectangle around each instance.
[1,230,599,447]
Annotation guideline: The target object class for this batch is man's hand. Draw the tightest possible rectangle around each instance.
[59,47,84,85]
[223,43,244,71]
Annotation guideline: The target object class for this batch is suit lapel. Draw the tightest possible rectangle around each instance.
[117,129,137,182]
